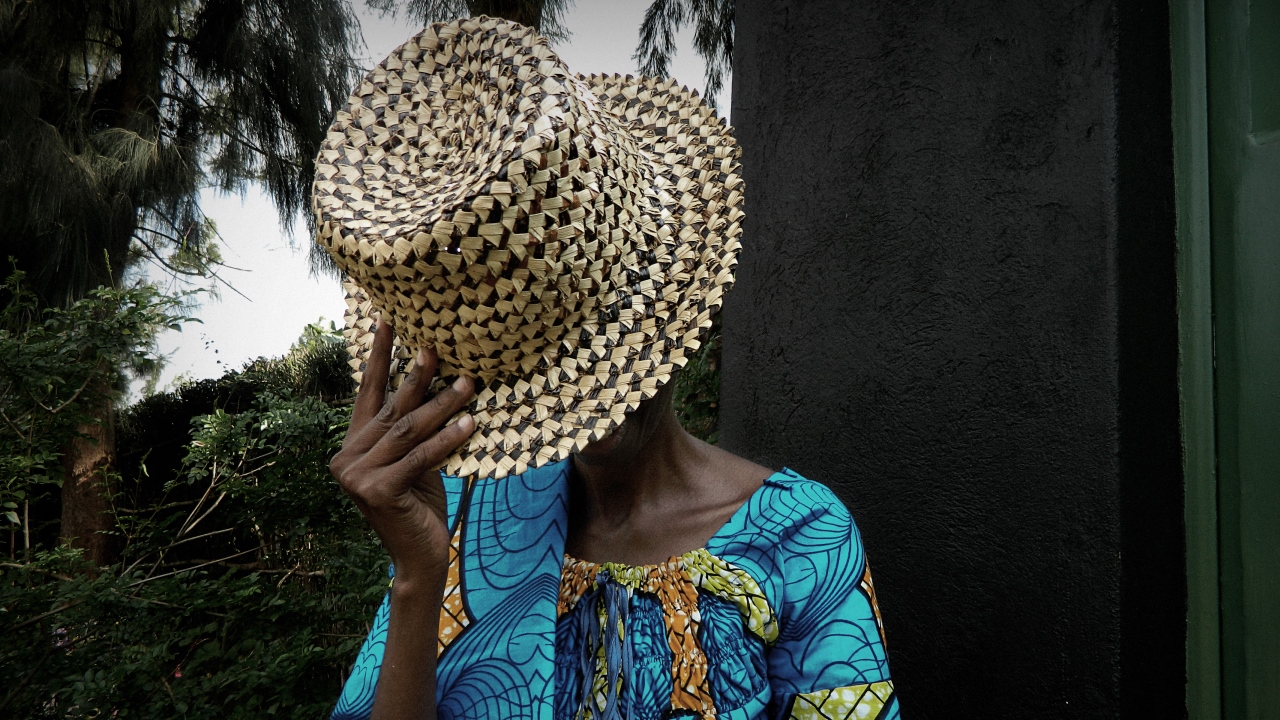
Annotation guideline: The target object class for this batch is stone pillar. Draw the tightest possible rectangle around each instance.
[722,1,1184,716]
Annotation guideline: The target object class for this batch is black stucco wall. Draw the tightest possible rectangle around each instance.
[722,1,1184,717]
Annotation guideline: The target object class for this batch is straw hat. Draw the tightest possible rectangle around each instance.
[312,16,742,480]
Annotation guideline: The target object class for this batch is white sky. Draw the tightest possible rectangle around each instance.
[144,1,730,395]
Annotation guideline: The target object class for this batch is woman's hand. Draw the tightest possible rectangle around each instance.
[329,319,473,720]
[329,319,475,586]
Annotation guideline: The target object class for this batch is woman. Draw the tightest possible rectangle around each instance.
[316,17,898,720]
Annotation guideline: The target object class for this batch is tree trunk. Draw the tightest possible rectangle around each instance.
[59,397,117,567]
[471,1,543,29]
[67,35,137,565]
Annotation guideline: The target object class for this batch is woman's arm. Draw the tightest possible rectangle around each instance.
[375,574,445,720]
[328,319,475,720]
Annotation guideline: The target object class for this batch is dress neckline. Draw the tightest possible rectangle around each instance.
[561,468,790,569]
[561,548,706,573]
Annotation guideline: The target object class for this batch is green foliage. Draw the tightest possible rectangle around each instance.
[0,0,362,303]
[0,265,188,551]
[367,0,576,44]
[673,317,721,444]
[167,392,356,566]
[235,321,355,403]
[1,289,378,718]
[1,542,383,719]
[635,0,735,109]
[114,321,353,520]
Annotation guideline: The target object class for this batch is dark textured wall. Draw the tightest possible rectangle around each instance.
[722,1,1184,717]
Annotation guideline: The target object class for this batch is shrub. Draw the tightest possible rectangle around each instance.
[2,284,380,718]
[2,275,722,718]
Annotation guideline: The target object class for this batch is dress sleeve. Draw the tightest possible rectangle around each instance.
[765,481,900,720]
[330,473,480,720]
[330,576,390,720]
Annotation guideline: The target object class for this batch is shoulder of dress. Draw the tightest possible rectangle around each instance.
[710,469,857,571]
[755,468,853,525]
[706,470,864,636]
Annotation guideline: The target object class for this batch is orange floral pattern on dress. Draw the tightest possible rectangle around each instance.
[645,562,716,716]
[557,563,597,617]
[861,562,887,650]
[437,506,470,656]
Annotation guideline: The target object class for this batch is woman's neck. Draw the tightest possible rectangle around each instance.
[564,387,773,565]
[571,410,702,529]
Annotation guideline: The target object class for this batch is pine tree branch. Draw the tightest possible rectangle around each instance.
[131,232,252,302]
[167,69,307,171]
[127,547,257,586]
[0,562,73,581]
[2,600,85,635]
[131,234,209,278]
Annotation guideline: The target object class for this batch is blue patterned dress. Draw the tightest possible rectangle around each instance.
[331,462,900,720]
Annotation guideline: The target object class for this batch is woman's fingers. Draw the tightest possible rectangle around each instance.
[367,375,475,466]
[392,347,438,419]
[346,351,461,460]
[333,318,475,492]
[336,380,474,511]
[396,413,476,477]
[349,320,395,435]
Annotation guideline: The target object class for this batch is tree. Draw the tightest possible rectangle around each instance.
[635,0,734,108]
[382,0,736,100]
[367,0,573,42]
[0,0,362,563]
[0,267,186,565]
[1,313,380,719]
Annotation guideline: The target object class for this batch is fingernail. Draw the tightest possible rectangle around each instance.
[452,376,471,393]
[416,347,429,366]
[457,415,474,432]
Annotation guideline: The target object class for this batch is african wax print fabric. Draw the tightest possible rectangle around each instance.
[331,461,899,720]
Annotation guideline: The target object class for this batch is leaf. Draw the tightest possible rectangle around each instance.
[4,511,18,524]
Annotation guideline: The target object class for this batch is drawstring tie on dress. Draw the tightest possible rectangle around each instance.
[575,569,634,720]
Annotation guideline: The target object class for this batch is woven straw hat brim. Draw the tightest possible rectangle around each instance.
[316,19,742,480]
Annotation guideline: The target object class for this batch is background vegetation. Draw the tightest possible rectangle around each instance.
[0,269,721,718]
[2,270,382,718]
[1,0,731,715]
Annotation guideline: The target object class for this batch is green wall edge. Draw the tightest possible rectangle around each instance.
[1170,0,1221,717]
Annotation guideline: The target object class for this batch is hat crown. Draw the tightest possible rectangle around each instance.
[313,17,653,381]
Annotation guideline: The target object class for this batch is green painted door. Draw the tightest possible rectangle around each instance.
[1177,0,1280,717]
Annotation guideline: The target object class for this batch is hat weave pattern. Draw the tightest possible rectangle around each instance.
[313,17,742,479]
